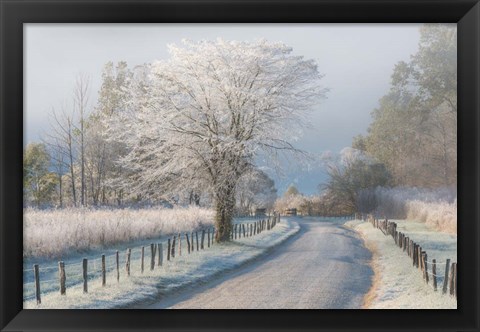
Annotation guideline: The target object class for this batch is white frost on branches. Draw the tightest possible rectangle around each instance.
[106,39,326,204]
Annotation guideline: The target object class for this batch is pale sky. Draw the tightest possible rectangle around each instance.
[24,23,424,194]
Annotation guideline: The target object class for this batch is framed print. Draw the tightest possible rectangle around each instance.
[1,0,479,331]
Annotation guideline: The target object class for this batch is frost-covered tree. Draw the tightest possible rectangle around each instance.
[108,39,326,242]
[236,168,277,216]
[86,61,135,205]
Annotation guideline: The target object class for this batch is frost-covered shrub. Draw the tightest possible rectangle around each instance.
[365,186,457,234]
[274,194,306,214]
[24,206,214,259]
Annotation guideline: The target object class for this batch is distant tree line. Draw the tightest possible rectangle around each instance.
[275,24,457,217]
[353,24,457,188]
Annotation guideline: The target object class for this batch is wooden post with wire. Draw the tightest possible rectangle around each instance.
[34,264,41,304]
[83,258,88,293]
[59,261,66,295]
[432,259,437,291]
[141,247,145,273]
[449,262,456,296]
[150,243,155,271]
[196,232,199,251]
[178,234,182,256]
[126,248,131,276]
[442,258,451,294]
[167,239,171,261]
[453,263,457,298]
[116,250,120,282]
[101,254,106,286]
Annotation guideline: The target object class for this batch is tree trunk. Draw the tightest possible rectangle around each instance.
[214,185,235,243]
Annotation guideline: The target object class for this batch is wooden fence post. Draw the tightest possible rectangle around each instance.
[423,252,429,283]
[171,236,176,258]
[126,248,131,276]
[442,258,451,294]
[412,244,416,266]
[158,243,163,266]
[449,262,456,296]
[432,259,437,291]
[150,243,155,271]
[243,224,246,237]
[59,261,66,295]
[116,250,120,282]
[178,234,182,256]
[417,246,422,269]
[421,252,425,277]
[83,258,88,293]
[201,230,205,249]
[141,247,145,273]
[208,228,211,247]
[101,254,106,286]
[190,232,194,251]
[186,234,191,254]
[453,263,457,299]
[196,232,199,251]
[167,239,171,261]
[34,264,41,304]
[250,223,253,237]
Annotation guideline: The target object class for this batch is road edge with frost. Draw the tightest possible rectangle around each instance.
[123,219,301,309]
[345,219,457,309]
[24,219,300,309]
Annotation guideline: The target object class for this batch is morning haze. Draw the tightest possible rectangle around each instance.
[25,24,421,194]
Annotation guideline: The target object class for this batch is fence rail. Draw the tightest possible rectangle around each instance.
[368,216,457,299]
[25,213,281,305]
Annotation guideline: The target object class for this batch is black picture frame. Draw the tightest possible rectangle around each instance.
[1,0,479,331]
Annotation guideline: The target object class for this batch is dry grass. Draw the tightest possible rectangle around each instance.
[24,206,215,259]
[372,187,457,234]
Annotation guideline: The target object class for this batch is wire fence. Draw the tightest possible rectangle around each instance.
[368,215,457,298]
[24,213,282,305]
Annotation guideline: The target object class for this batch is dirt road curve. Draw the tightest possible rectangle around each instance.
[145,218,373,309]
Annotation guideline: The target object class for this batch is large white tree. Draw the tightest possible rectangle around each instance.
[108,39,326,241]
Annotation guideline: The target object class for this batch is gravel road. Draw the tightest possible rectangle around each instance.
[144,217,373,309]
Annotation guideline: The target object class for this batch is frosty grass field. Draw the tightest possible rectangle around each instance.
[23,218,299,309]
[345,219,457,309]
[23,206,215,259]
[23,203,457,309]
